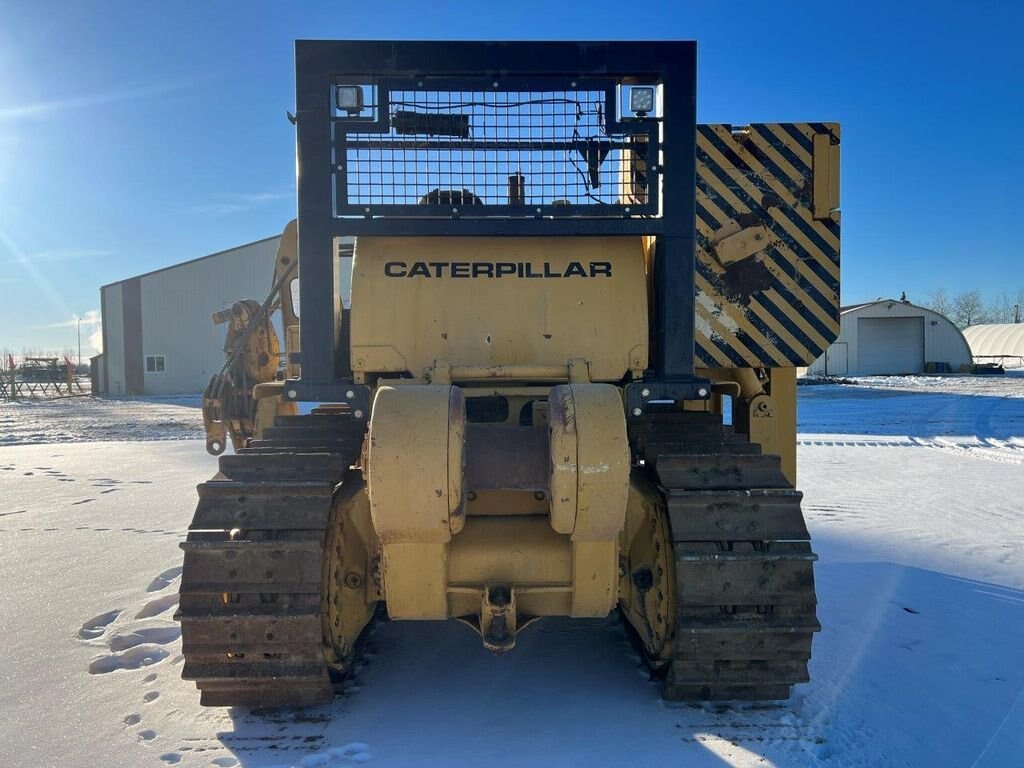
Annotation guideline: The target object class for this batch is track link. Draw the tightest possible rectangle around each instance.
[176,412,364,708]
[639,411,820,701]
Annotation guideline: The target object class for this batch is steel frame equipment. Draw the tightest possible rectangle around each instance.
[287,40,700,414]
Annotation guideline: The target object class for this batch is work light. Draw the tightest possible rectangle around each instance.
[629,86,655,115]
[336,85,364,115]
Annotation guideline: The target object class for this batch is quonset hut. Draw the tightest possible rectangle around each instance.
[962,324,1024,366]
[806,299,971,376]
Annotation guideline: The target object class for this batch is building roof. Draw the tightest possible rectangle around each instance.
[100,234,281,289]
[840,298,926,315]
[962,323,1024,358]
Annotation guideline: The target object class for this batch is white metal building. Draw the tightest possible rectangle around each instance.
[807,299,972,376]
[99,236,281,396]
[962,324,1024,364]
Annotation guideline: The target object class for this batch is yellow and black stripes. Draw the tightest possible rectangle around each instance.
[694,123,841,368]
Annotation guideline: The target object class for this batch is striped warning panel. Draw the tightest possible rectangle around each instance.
[695,123,841,368]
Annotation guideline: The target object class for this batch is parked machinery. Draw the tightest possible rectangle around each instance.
[17,357,69,383]
[178,41,840,707]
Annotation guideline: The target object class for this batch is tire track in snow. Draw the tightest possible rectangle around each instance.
[799,436,1024,465]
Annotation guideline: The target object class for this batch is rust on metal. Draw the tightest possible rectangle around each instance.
[177,413,368,708]
[625,410,819,702]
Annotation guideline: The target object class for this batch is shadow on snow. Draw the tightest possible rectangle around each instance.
[214,563,1024,768]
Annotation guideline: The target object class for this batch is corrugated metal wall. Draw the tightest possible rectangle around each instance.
[807,300,972,376]
[138,238,281,395]
[100,237,281,396]
[102,283,126,395]
[122,278,144,394]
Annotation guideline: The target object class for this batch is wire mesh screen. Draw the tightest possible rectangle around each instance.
[334,80,656,217]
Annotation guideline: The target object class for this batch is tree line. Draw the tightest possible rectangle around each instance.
[923,288,1024,329]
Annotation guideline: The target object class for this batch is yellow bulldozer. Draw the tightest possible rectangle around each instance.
[178,40,840,707]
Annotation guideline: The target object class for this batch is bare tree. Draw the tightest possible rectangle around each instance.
[925,288,952,317]
[987,291,1015,324]
[952,289,987,328]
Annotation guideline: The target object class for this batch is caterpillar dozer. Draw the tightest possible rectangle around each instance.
[178,40,841,707]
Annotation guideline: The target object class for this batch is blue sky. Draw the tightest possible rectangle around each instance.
[1,0,1021,355]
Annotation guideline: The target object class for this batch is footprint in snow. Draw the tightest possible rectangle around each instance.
[124,714,141,726]
[135,593,178,619]
[109,626,181,652]
[79,609,122,639]
[324,743,371,763]
[211,759,238,767]
[147,566,183,592]
[138,729,157,742]
[143,690,160,704]
[89,644,170,675]
[159,754,181,764]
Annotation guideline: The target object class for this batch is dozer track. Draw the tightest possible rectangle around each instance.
[176,412,365,708]
[637,410,820,701]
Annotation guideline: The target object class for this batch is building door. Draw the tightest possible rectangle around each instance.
[825,342,848,375]
[857,317,925,374]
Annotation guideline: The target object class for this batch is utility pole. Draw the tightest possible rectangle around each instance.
[1015,304,1021,324]
[77,316,81,369]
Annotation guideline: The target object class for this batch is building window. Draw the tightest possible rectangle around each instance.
[146,355,166,373]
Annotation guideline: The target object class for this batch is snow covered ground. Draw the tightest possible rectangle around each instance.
[812,370,1024,398]
[1,376,1022,767]
[0,395,203,445]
